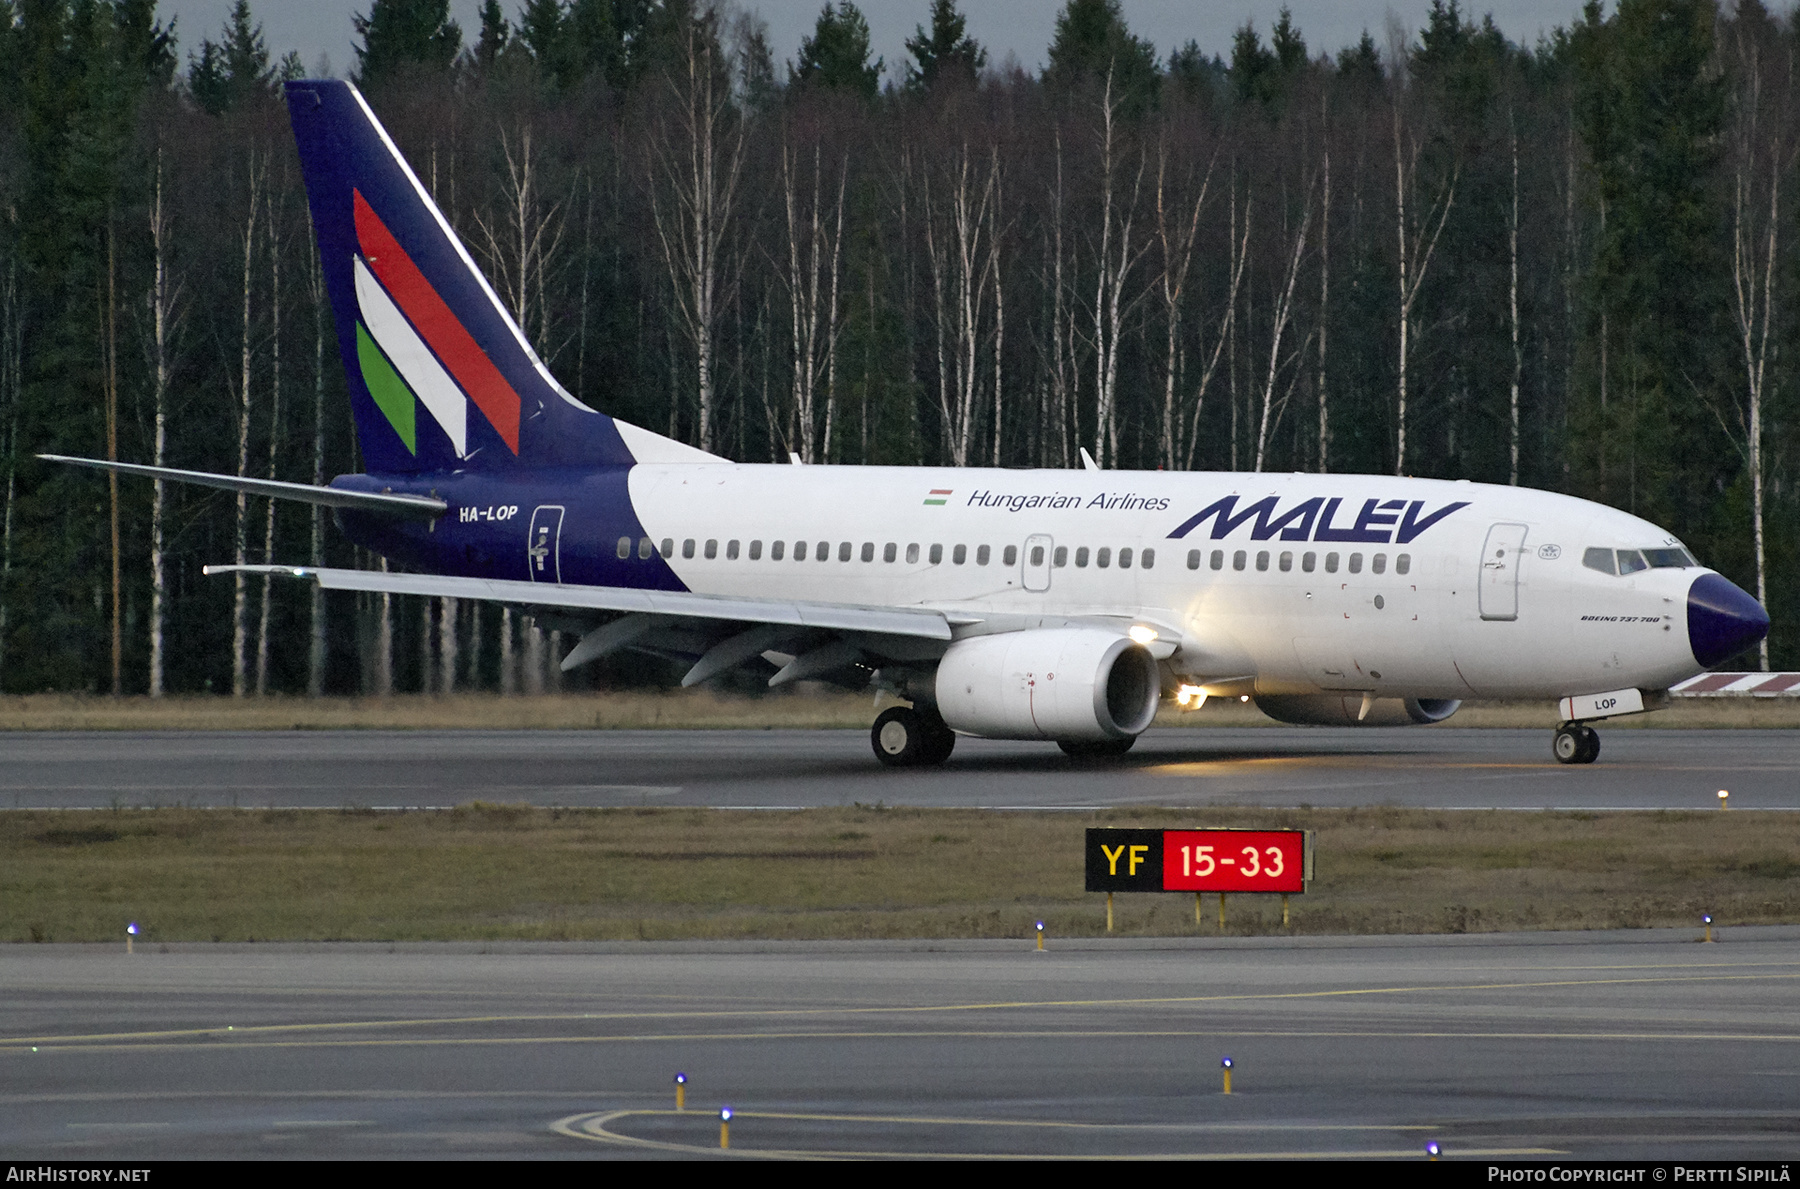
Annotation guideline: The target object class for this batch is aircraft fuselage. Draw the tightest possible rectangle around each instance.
[335,465,1717,702]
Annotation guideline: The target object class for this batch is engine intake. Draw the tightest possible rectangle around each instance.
[936,628,1160,741]
[1253,694,1462,727]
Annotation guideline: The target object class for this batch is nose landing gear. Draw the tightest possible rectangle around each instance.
[1553,722,1600,764]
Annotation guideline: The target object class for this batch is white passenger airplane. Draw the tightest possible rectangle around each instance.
[45,81,1770,767]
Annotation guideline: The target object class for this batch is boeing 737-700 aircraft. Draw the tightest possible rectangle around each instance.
[45,80,1771,768]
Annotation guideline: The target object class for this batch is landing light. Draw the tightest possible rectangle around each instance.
[1175,685,1206,709]
[1128,625,1158,645]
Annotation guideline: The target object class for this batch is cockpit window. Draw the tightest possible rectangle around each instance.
[1586,545,1697,576]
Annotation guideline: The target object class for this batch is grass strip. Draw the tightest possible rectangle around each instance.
[4,805,1797,943]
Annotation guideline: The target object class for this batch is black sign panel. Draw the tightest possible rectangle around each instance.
[1084,828,1165,891]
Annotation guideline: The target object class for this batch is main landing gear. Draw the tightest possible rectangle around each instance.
[872,705,957,768]
[1553,722,1601,765]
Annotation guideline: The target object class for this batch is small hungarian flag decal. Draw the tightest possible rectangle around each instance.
[924,489,952,506]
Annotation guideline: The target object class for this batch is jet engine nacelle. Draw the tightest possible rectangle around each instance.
[1253,694,1462,727]
[936,628,1161,741]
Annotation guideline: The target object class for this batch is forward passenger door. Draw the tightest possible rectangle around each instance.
[1479,523,1528,621]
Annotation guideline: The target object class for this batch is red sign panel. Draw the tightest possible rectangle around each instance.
[1161,830,1306,893]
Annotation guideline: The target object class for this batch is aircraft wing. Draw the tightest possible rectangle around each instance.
[208,564,953,656]
[39,455,447,519]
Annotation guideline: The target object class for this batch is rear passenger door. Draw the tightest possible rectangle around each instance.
[528,505,565,584]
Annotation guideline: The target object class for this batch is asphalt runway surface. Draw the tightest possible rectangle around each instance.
[5,930,1799,1160]
[1,726,1797,811]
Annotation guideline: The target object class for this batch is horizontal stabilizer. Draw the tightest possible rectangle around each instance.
[39,455,446,519]
[205,564,953,640]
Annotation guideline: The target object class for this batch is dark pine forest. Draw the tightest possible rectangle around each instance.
[0,0,1794,697]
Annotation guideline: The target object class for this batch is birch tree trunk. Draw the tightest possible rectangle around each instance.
[147,150,179,697]
[104,217,120,696]
[256,184,285,696]
[1316,121,1331,474]
[233,154,264,698]
[439,597,457,693]
[376,556,393,696]
[1048,132,1071,467]
[307,211,327,697]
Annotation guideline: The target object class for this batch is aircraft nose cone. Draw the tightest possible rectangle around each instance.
[1688,572,1770,667]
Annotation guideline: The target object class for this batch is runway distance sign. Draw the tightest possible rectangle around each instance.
[1085,828,1311,894]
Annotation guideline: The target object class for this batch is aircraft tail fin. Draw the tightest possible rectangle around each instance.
[284,79,720,474]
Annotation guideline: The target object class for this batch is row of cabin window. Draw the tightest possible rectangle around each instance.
[1186,548,1412,576]
[616,537,1008,565]
[614,537,1160,570]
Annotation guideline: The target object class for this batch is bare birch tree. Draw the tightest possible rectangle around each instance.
[1725,12,1794,670]
[1316,95,1332,473]
[919,140,1000,466]
[472,124,567,366]
[1153,128,1211,470]
[648,5,744,453]
[1088,69,1150,467]
[1253,182,1315,472]
[780,136,848,463]
[1182,170,1249,471]
[1390,74,1456,475]
[305,209,327,697]
[1043,130,1074,466]
[255,177,289,696]
[145,148,183,698]
[232,152,264,697]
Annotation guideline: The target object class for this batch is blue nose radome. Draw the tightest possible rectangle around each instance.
[1688,573,1770,667]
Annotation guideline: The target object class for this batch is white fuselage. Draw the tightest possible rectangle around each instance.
[621,466,1703,701]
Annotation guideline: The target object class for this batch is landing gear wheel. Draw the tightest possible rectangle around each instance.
[1553,724,1600,765]
[1577,724,1600,764]
[872,706,956,768]
[1058,736,1137,760]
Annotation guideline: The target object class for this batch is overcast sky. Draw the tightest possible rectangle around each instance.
[159,1,1596,83]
